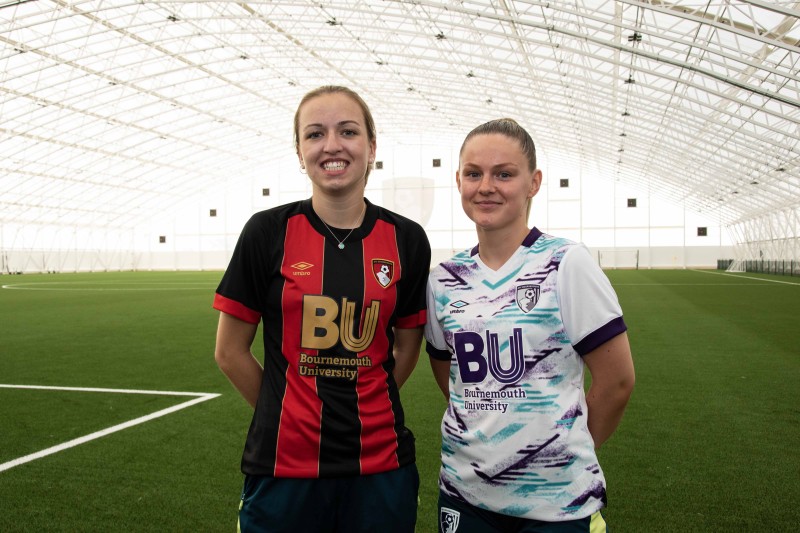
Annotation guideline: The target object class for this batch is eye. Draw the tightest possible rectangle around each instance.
[498,171,512,179]
[341,128,358,137]
[305,131,322,139]
[464,171,481,179]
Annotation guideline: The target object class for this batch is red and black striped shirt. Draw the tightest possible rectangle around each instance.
[214,199,430,478]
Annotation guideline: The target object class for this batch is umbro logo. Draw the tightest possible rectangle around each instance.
[291,261,313,276]
[449,300,468,314]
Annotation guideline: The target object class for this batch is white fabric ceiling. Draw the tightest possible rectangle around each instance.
[2,0,799,230]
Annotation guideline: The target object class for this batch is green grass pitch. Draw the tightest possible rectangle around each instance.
[0,269,798,531]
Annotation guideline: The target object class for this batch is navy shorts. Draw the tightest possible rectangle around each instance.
[238,463,419,533]
[438,491,608,533]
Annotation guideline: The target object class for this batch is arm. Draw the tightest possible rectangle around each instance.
[583,331,635,449]
[214,311,262,408]
[429,357,450,400]
[392,326,423,389]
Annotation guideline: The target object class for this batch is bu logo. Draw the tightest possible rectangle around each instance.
[516,284,540,313]
[453,328,526,385]
[372,259,395,288]
[440,507,460,533]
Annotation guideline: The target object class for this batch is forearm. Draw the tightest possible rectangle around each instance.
[583,332,635,449]
[217,351,263,409]
[392,327,423,388]
[393,354,419,389]
[586,382,632,449]
[215,312,261,408]
[429,358,450,400]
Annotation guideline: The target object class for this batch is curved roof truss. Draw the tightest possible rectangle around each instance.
[1,0,798,230]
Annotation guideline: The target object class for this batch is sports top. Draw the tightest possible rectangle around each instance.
[215,198,431,478]
[425,228,627,521]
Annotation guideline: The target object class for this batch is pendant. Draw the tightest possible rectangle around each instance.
[338,243,345,250]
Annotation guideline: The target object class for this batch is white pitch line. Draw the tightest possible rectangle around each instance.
[690,269,800,286]
[0,384,220,473]
[0,384,213,396]
[1,284,212,291]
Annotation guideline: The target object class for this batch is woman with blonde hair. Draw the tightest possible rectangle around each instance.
[214,86,431,532]
[425,118,634,532]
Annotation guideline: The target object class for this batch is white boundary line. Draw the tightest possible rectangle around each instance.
[1,282,212,291]
[689,269,800,286]
[0,384,220,473]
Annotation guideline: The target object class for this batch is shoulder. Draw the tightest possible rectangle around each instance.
[530,229,578,252]
[429,248,474,286]
[241,200,306,236]
[526,229,587,266]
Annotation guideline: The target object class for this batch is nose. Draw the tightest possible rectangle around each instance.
[477,174,494,194]
[323,131,341,153]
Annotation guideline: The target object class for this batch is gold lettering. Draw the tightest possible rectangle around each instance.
[300,295,381,352]
[301,295,339,349]
[340,298,380,352]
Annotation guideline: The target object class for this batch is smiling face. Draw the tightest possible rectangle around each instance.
[457,133,541,233]
[295,92,376,198]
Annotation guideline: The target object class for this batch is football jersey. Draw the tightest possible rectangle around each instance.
[215,199,431,478]
[425,228,627,521]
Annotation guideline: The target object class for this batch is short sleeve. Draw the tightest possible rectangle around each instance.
[213,215,270,324]
[395,222,431,329]
[424,273,451,361]
[557,244,627,355]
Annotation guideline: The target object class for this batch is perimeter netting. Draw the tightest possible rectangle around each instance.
[598,249,639,270]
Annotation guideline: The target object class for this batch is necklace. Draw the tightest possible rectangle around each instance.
[318,203,366,250]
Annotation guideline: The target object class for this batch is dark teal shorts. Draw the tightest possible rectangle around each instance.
[238,463,419,533]
[438,491,608,533]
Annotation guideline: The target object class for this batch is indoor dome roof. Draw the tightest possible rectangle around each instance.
[2,0,798,229]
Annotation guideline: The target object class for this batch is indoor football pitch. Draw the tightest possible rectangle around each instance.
[1,269,797,532]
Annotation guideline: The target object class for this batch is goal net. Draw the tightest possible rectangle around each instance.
[598,249,639,270]
[725,259,746,273]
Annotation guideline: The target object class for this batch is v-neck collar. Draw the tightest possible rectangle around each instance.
[470,227,543,286]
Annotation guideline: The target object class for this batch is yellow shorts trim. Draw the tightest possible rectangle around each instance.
[589,511,608,533]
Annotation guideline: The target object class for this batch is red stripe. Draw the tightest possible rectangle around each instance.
[396,308,426,329]
[274,215,324,477]
[212,293,261,324]
[358,219,401,473]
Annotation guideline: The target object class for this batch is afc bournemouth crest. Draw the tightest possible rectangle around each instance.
[440,507,460,533]
[516,284,540,313]
[372,259,395,288]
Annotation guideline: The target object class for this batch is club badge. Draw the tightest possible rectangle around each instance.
[516,284,540,313]
[372,259,395,288]
[440,507,460,533]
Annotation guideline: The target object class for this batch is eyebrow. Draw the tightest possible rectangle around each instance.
[303,120,361,131]
[461,161,520,171]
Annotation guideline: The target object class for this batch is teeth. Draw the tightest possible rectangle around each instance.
[323,161,346,171]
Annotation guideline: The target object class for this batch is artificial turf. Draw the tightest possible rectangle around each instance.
[0,269,797,531]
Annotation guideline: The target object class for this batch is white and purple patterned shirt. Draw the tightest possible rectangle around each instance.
[425,228,627,521]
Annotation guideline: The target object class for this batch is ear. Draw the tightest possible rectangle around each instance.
[297,150,304,168]
[528,169,542,198]
[369,139,377,163]
[456,170,462,193]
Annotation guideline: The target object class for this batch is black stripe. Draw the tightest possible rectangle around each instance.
[318,237,363,476]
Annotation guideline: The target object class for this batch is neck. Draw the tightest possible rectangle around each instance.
[476,224,530,270]
[312,195,366,228]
